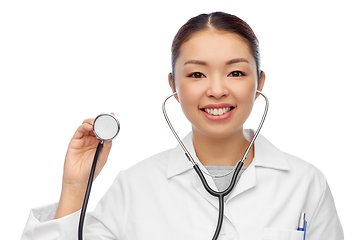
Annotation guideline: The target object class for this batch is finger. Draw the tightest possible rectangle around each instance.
[72,122,94,140]
[82,118,95,125]
[72,118,95,139]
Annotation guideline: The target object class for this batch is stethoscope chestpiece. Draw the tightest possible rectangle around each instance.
[93,113,120,141]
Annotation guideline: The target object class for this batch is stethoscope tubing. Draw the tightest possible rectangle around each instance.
[78,140,104,240]
[162,93,197,166]
[162,90,269,240]
[193,161,244,240]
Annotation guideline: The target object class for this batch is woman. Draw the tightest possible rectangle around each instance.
[21,12,343,240]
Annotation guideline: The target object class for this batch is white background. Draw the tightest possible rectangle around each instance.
[1,0,359,238]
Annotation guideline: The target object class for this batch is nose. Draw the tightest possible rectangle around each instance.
[206,75,229,99]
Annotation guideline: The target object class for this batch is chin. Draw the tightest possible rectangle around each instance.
[192,125,244,140]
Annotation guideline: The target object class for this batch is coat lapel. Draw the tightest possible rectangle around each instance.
[226,129,290,202]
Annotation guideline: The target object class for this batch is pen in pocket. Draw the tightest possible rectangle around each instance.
[298,212,307,240]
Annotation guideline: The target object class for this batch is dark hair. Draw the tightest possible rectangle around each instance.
[171,12,262,82]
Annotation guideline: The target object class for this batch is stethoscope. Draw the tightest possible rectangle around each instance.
[162,90,269,240]
[78,90,268,240]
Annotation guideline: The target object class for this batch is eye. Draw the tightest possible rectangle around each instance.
[188,72,206,78]
[228,71,244,77]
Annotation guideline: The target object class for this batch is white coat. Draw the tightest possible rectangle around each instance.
[21,130,344,240]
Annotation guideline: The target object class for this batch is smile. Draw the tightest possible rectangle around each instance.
[200,104,235,121]
[203,107,232,116]
[200,103,235,121]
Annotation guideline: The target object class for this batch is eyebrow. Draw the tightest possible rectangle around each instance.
[183,58,249,66]
[226,58,249,65]
[183,60,207,66]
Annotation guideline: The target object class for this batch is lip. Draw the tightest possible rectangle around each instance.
[200,103,235,109]
[199,103,235,121]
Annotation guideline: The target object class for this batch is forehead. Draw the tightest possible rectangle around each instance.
[177,29,255,67]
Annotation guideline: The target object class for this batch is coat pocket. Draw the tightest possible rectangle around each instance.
[262,228,304,240]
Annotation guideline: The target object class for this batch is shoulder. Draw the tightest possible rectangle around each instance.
[282,151,327,186]
[255,132,327,189]
[117,148,173,182]
[256,132,327,180]
[284,150,324,175]
[129,148,172,171]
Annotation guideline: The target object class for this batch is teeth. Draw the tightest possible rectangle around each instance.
[204,107,231,116]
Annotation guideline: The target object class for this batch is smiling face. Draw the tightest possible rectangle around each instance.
[169,28,265,139]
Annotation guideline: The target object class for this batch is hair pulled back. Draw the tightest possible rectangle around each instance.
[171,12,262,82]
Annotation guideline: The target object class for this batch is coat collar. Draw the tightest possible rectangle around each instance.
[167,129,290,179]
[167,131,198,178]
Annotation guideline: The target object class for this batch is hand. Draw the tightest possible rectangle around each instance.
[63,118,112,189]
[55,116,113,219]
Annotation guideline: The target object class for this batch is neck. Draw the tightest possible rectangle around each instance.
[192,128,254,167]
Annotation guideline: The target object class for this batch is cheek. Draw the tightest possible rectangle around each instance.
[237,85,257,104]
[232,81,257,120]
[176,81,203,121]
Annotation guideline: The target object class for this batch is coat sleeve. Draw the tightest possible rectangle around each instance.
[20,171,130,240]
[306,180,344,240]
[20,203,117,240]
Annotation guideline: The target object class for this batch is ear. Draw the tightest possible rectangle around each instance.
[255,71,266,100]
[168,73,180,102]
